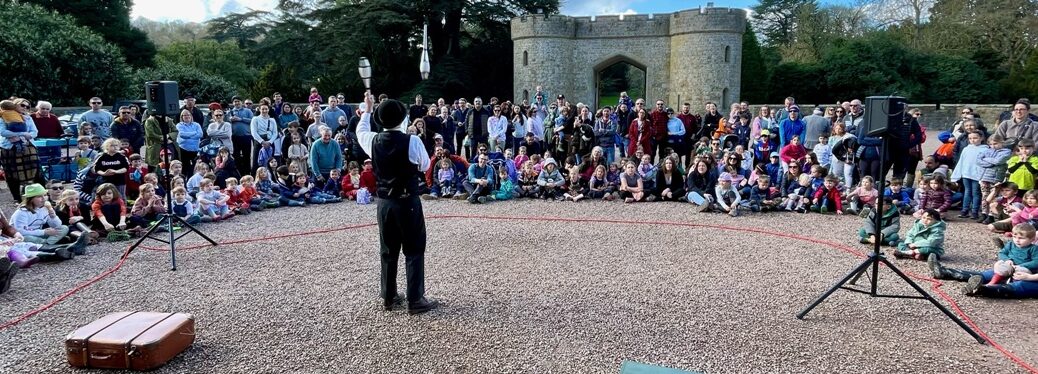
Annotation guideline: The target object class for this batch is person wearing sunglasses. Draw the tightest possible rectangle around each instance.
[110,106,144,153]
[207,109,233,155]
[81,97,114,140]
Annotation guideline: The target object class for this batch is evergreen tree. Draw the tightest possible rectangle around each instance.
[19,0,157,67]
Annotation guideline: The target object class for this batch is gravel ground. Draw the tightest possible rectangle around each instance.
[0,196,1035,374]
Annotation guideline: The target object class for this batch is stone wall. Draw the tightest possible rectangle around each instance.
[511,7,745,111]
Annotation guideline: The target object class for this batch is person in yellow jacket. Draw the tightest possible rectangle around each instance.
[1006,138,1038,194]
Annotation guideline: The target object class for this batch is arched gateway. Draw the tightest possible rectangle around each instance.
[511,6,746,110]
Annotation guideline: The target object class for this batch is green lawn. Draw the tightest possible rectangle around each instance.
[599,95,620,109]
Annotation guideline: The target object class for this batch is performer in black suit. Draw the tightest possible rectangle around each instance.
[356,92,438,314]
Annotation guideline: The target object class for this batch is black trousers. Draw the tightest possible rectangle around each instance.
[377,196,427,304]
[231,136,252,176]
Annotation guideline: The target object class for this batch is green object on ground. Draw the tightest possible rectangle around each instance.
[620,360,700,374]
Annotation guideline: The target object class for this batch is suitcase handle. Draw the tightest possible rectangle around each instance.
[89,353,113,360]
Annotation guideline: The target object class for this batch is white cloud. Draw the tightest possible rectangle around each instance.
[131,0,278,22]
[563,0,639,16]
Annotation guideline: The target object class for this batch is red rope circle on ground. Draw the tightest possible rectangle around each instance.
[0,214,1033,373]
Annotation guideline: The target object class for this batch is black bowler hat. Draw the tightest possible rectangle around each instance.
[374,99,407,129]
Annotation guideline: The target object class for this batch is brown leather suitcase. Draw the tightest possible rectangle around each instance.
[66,311,195,371]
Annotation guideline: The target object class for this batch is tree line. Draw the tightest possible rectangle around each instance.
[1,0,1034,106]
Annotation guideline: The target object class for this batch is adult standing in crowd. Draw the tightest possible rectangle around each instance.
[227,96,254,175]
[778,106,805,148]
[409,95,427,123]
[423,106,443,142]
[890,109,924,184]
[615,102,633,158]
[207,109,233,153]
[465,97,490,158]
[271,92,285,117]
[751,105,774,142]
[175,109,203,175]
[278,103,297,132]
[594,106,617,165]
[952,107,984,138]
[802,107,831,149]
[994,99,1038,148]
[356,92,437,315]
[702,102,723,140]
[844,99,865,134]
[143,112,175,170]
[774,97,796,125]
[81,97,113,140]
[30,101,63,138]
[0,98,42,200]
[181,95,206,135]
[649,99,669,161]
[335,93,354,123]
[322,96,348,131]
[110,106,144,152]
[251,104,280,170]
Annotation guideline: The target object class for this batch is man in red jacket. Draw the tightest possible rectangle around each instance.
[649,99,669,162]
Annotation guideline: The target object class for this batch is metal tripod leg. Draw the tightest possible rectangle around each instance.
[879,257,986,343]
[797,257,875,319]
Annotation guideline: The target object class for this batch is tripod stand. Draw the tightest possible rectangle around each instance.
[796,135,985,344]
[124,116,217,270]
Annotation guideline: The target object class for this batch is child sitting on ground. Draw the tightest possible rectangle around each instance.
[914,175,951,218]
[884,178,913,215]
[341,162,362,200]
[514,146,530,172]
[811,175,843,214]
[359,159,377,196]
[538,158,566,200]
[714,172,741,217]
[748,175,780,212]
[90,183,128,237]
[125,154,148,201]
[846,176,879,216]
[254,167,281,204]
[563,171,585,202]
[129,184,165,228]
[982,182,1021,225]
[989,189,1038,236]
[196,178,234,222]
[516,161,540,198]
[186,161,209,197]
[858,197,901,246]
[942,223,1038,297]
[783,174,812,213]
[587,165,615,201]
[492,167,516,201]
[893,208,945,261]
[240,175,273,210]
[169,187,201,225]
[324,169,343,198]
[224,177,251,215]
[432,158,456,198]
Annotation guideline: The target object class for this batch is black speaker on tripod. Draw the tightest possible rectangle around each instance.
[145,81,180,117]
[129,80,217,270]
[863,95,907,136]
